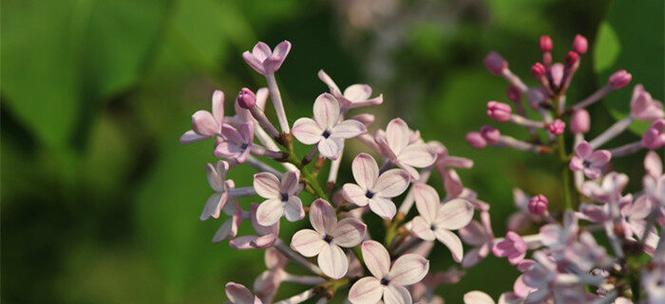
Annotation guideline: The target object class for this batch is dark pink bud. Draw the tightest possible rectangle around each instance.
[487,101,512,122]
[484,52,507,76]
[546,119,565,136]
[608,70,632,89]
[507,86,521,103]
[539,35,553,52]
[480,125,501,145]
[528,194,549,216]
[466,132,487,149]
[237,88,256,109]
[531,63,546,77]
[572,35,588,54]
[565,51,579,66]
[570,109,590,134]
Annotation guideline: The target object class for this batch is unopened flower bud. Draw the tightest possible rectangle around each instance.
[565,51,579,66]
[528,194,549,215]
[236,88,256,109]
[570,109,590,134]
[546,119,566,136]
[531,63,546,77]
[480,125,501,145]
[608,70,632,89]
[507,86,521,103]
[572,35,588,54]
[484,52,507,76]
[466,132,487,149]
[487,101,512,122]
[539,35,553,52]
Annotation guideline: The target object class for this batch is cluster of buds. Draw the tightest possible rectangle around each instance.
[181,37,664,304]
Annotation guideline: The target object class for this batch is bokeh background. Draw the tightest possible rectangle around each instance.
[2,0,663,303]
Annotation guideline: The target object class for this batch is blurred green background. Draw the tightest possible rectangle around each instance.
[2,0,662,303]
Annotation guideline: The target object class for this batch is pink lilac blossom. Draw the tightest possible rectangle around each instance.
[242,41,291,76]
[253,170,305,226]
[569,141,611,179]
[180,90,225,143]
[374,118,436,179]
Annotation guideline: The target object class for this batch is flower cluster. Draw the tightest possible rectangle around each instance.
[181,37,664,304]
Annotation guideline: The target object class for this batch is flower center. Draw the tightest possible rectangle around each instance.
[280,193,289,202]
[380,277,390,286]
[583,160,591,168]
[323,234,333,243]
[240,143,249,150]
[321,130,331,138]
[430,224,437,231]
[365,191,375,199]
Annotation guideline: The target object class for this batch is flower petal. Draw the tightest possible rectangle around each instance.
[220,124,241,144]
[290,229,325,257]
[332,119,366,139]
[373,169,410,198]
[436,199,474,230]
[464,291,495,304]
[411,216,435,241]
[253,172,281,199]
[313,93,341,130]
[310,199,337,234]
[292,118,323,145]
[318,69,342,95]
[386,118,411,154]
[348,277,383,304]
[459,220,488,246]
[369,197,397,219]
[242,51,265,74]
[332,218,367,247]
[284,196,305,222]
[343,183,370,206]
[413,183,440,223]
[361,240,391,278]
[206,162,224,191]
[389,254,429,286]
[352,153,379,189]
[266,40,291,72]
[588,150,611,166]
[200,192,226,221]
[225,282,258,304]
[575,141,592,158]
[344,84,372,102]
[318,137,341,159]
[211,90,225,122]
[256,198,284,226]
[180,130,208,143]
[318,244,349,279]
[192,110,219,136]
[435,229,464,262]
[383,285,412,304]
[280,170,301,194]
[399,143,436,168]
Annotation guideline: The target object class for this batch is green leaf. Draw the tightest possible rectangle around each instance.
[593,22,620,73]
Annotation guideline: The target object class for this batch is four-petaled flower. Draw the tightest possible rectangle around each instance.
[242,41,291,75]
[201,160,234,221]
[292,93,367,159]
[569,141,611,179]
[492,231,528,265]
[342,153,411,219]
[630,84,664,121]
[318,69,383,109]
[253,170,304,226]
[348,240,430,304]
[375,118,436,179]
[181,90,225,143]
[410,183,474,262]
[215,122,255,163]
[290,199,367,279]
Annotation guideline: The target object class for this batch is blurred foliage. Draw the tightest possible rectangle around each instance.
[1,0,661,303]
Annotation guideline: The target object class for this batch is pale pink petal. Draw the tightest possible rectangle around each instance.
[318,137,341,159]
[332,119,366,139]
[461,247,485,268]
[413,183,440,223]
[221,124,243,143]
[398,163,421,180]
[459,221,488,246]
[266,40,291,72]
[386,118,411,154]
[369,197,397,219]
[242,51,265,74]
[291,229,326,257]
[348,277,383,304]
[310,199,337,234]
[373,169,410,198]
[575,141,592,158]
[292,118,323,145]
[588,150,611,166]
[435,199,474,230]
[399,144,436,168]
[383,285,412,304]
[435,229,464,262]
[252,233,278,249]
[215,141,242,159]
[318,244,348,279]
[256,198,284,226]
[344,84,372,102]
[200,192,226,221]
[317,70,342,95]
[389,254,429,286]
[264,247,287,269]
[280,170,301,194]
[180,130,208,143]
[352,153,379,189]
[239,122,254,141]
[225,282,259,304]
[283,196,305,222]
[229,236,259,250]
[313,93,341,130]
[343,183,370,206]
[252,42,272,62]
[644,151,663,177]
[331,218,366,247]
[411,216,435,241]
[253,173,280,199]
[212,219,233,243]
[192,110,219,136]
[211,90,224,122]
[464,291,495,304]
[206,163,224,191]
[362,240,391,278]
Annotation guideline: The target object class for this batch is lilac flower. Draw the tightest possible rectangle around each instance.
[569,141,611,179]
[463,291,522,304]
[342,153,411,219]
[643,151,665,208]
[290,199,366,279]
[581,172,628,202]
[539,211,579,252]
[643,257,665,303]
[492,231,527,265]
[229,204,279,250]
[630,84,664,121]
[375,118,436,179]
[215,123,254,163]
[212,201,243,243]
[642,119,665,150]
[318,70,383,109]
[410,183,474,262]
[348,240,429,304]
[242,41,291,75]
[253,248,287,302]
[225,282,262,304]
[608,69,632,89]
[180,90,224,143]
[292,93,366,159]
[459,212,495,268]
[201,160,234,220]
[253,170,304,226]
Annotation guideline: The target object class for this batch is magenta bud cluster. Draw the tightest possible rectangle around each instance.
[527,194,549,215]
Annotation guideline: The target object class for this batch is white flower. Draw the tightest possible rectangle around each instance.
[253,170,304,226]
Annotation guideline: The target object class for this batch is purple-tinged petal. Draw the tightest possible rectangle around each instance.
[180,130,208,143]
[200,192,226,221]
[206,162,225,191]
[243,51,266,74]
[369,197,397,219]
[413,183,440,224]
[461,247,485,268]
[373,169,410,198]
[435,229,464,262]
[344,84,372,102]
[292,118,323,145]
[332,119,366,139]
[266,40,291,72]
[399,144,436,168]
[569,156,584,171]
[192,110,219,136]
[313,93,341,130]
[253,173,281,198]
[343,183,370,206]
[435,199,474,230]
[318,70,342,95]
[318,137,341,159]
[352,153,379,189]
[389,254,429,286]
[362,240,391,278]
[318,244,348,279]
[256,198,284,226]
[348,277,383,304]
[284,196,305,222]
[386,118,411,154]
[459,221,488,246]
[383,285,412,304]
[252,42,272,62]
[575,141,592,158]
[290,229,325,257]
[211,90,225,122]
[644,151,663,177]
[588,150,611,167]
[225,282,260,304]
[411,216,436,241]
[332,218,366,247]
[310,199,337,234]
[252,233,278,249]
[281,170,301,194]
